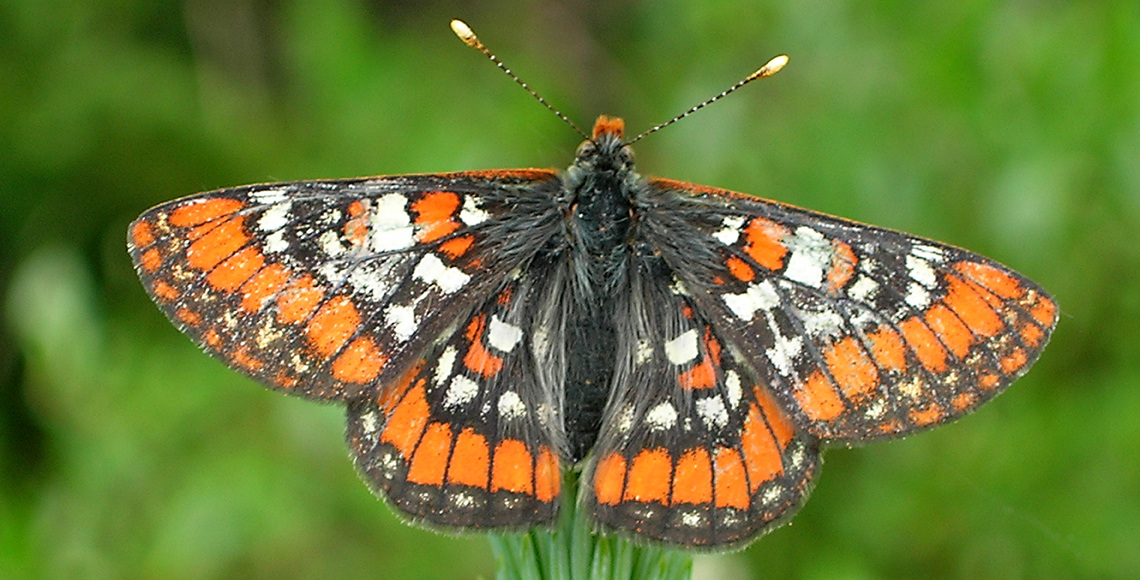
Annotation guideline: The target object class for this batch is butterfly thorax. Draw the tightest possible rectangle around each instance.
[560,116,640,461]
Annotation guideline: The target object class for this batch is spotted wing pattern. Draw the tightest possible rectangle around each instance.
[641,178,1058,444]
[128,169,569,529]
[584,254,819,547]
[346,269,567,529]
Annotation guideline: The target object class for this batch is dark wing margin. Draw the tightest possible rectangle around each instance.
[639,178,1058,444]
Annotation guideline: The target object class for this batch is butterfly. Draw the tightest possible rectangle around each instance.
[126,20,1057,549]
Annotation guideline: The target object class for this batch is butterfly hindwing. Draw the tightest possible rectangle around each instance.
[642,178,1058,443]
[584,253,820,548]
[346,272,565,530]
[127,170,562,401]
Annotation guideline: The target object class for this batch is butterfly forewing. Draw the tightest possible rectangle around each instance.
[642,178,1058,444]
[128,170,561,402]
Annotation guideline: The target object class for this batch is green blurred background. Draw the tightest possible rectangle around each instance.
[2,1,1137,578]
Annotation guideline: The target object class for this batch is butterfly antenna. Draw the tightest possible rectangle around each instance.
[626,54,789,145]
[451,19,590,140]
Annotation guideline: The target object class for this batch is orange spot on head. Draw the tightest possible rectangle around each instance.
[139,248,161,272]
[823,336,880,402]
[866,325,907,373]
[206,246,265,293]
[412,191,463,243]
[437,235,474,259]
[592,115,625,139]
[909,404,944,427]
[152,280,179,302]
[794,370,845,422]
[407,422,453,486]
[447,428,490,489]
[1000,347,1028,374]
[754,385,794,447]
[130,220,156,248]
[186,216,250,271]
[275,275,324,324]
[534,446,561,502]
[925,303,974,359]
[593,453,627,506]
[713,447,750,510]
[332,336,386,384]
[898,316,949,374]
[741,403,783,491]
[168,198,245,228]
[943,275,1004,338]
[826,241,857,291]
[623,448,671,504]
[240,263,290,312]
[671,448,713,505]
[743,217,789,271]
[954,261,1025,300]
[230,346,264,371]
[1030,296,1057,328]
[726,255,755,281]
[175,307,201,326]
[491,439,534,494]
[380,380,430,460]
[305,296,361,358]
[463,313,503,378]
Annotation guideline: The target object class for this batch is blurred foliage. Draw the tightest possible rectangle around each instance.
[2,0,1138,578]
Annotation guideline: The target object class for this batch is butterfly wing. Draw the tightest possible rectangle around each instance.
[346,265,568,529]
[128,169,561,401]
[584,256,820,548]
[128,169,570,529]
[640,178,1058,443]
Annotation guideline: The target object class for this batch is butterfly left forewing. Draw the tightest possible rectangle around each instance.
[641,178,1057,444]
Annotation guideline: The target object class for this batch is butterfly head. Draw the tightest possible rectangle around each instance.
[574,115,634,175]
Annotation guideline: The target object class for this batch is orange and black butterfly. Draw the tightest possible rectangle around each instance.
[127,21,1056,549]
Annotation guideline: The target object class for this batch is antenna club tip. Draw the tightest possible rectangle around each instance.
[751,54,789,80]
[450,19,480,47]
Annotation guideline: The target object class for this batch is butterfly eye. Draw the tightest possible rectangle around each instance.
[575,140,598,159]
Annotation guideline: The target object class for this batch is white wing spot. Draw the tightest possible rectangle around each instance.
[488,315,523,353]
[696,396,729,429]
[906,255,938,288]
[905,282,931,309]
[250,187,289,204]
[848,275,880,302]
[263,230,287,254]
[443,374,480,410]
[360,410,380,434]
[766,334,803,376]
[722,280,780,321]
[414,253,470,293]
[664,329,699,365]
[802,307,845,337]
[258,201,292,232]
[370,194,415,252]
[616,404,636,433]
[911,244,945,263]
[348,263,396,301]
[783,226,831,287]
[713,215,745,245]
[725,370,743,408]
[318,230,345,257]
[384,304,417,342]
[460,196,489,226]
[434,346,457,387]
[635,340,653,365]
[497,391,527,421]
[645,402,678,431]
